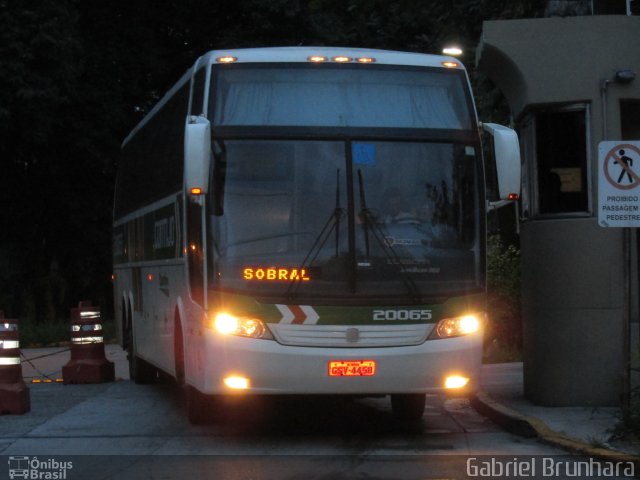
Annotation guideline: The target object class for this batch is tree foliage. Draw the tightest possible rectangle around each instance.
[0,0,544,321]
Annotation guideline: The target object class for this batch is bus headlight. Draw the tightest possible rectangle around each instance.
[430,314,483,339]
[212,312,273,339]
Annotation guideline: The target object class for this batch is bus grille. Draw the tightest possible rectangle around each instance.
[268,323,432,348]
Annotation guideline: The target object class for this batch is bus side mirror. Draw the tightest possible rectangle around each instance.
[482,122,521,209]
[184,115,212,196]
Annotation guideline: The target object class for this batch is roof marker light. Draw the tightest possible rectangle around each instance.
[216,56,238,63]
[442,46,463,56]
[308,55,328,63]
[356,57,376,63]
[442,61,460,69]
[332,56,352,63]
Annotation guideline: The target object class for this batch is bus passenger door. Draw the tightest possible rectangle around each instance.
[186,199,206,308]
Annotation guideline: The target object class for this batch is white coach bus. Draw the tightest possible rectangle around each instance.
[113,47,520,423]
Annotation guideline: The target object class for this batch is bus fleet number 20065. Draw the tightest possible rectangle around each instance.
[372,309,432,321]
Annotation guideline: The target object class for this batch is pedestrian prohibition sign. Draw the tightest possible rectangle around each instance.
[598,141,640,227]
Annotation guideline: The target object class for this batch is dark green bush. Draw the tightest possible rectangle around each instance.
[485,235,522,363]
[17,318,116,347]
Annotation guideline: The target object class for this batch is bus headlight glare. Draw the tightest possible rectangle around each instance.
[432,314,482,339]
[459,315,480,334]
[214,313,238,334]
[212,312,270,339]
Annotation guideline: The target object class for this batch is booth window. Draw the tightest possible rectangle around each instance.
[621,100,640,140]
[523,104,590,217]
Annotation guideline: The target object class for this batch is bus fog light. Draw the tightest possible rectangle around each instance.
[444,375,469,389]
[224,375,250,390]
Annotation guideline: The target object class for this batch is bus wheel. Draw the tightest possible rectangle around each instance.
[390,394,426,422]
[126,329,157,384]
[186,385,212,425]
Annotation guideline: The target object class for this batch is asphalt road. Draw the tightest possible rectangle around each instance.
[0,346,600,479]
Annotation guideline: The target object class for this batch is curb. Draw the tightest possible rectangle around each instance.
[470,391,640,466]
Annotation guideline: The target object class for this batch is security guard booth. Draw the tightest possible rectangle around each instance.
[477,15,640,405]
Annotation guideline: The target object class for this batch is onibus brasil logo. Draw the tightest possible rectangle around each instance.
[8,456,73,479]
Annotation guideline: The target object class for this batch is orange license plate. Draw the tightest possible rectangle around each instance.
[328,360,376,377]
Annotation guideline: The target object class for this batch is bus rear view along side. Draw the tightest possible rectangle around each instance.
[113,47,521,424]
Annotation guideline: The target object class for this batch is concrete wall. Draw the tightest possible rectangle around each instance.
[477,16,640,122]
[477,16,640,405]
[520,219,625,405]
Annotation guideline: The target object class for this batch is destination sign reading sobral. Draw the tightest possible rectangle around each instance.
[598,141,640,228]
[243,267,310,281]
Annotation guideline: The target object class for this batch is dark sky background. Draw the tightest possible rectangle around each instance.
[0,0,545,322]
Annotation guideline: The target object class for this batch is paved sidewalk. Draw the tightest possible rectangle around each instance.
[473,362,640,463]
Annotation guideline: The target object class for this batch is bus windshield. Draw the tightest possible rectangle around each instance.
[210,139,483,300]
[213,65,472,130]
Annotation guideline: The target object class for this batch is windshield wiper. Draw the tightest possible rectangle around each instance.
[212,139,227,216]
[358,170,371,262]
[357,169,422,302]
[286,169,344,299]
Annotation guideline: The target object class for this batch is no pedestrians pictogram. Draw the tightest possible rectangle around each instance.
[603,143,640,190]
[598,141,640,228]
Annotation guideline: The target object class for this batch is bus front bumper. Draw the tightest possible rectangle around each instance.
[194,330,482,397]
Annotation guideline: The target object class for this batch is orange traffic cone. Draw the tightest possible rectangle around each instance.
[62,301,115,384]
[0,312,30,414]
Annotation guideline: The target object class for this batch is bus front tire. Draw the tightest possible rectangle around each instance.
[186,385,212,425]
[390,394,426,422]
